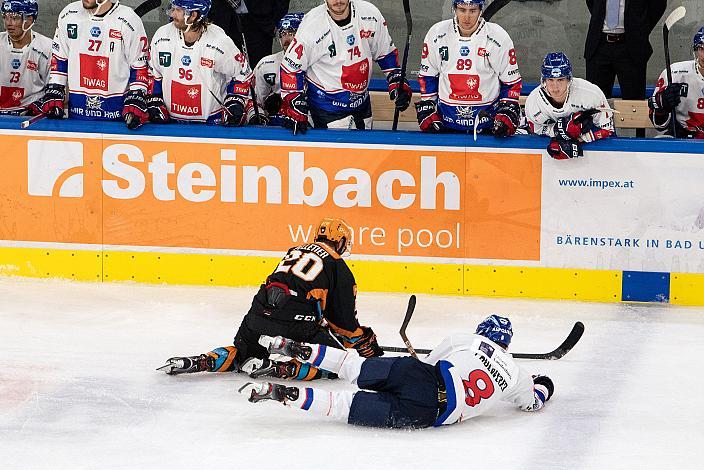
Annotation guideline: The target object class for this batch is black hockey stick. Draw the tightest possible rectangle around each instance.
[392,0,412,131]
[482,0,511,22]
[398,295,418,358]
[382,321,585,360]
[663,6,686,138]
[134,0,161,18]
[226,1,262,124]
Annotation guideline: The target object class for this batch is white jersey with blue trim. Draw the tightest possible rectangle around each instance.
[280,0,399,113]
[524,77,614,143]
[0,31,52,114]
[254,50,283,109]
[49,1,148,120]
[651,60,704,138]
[149,23,252,124]
[422,333,535,426]
[419,17,521,131]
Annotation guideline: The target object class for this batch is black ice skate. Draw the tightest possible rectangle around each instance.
[241,357,297,379]
[238,382,300,404]
[258,335,312,361]
[156,354,213,375]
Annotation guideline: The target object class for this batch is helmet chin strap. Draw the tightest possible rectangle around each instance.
[18,17,35,41]
[89,0,112,16]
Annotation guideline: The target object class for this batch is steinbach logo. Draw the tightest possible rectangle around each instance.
[27,140,84,197]
[26,142,461,211]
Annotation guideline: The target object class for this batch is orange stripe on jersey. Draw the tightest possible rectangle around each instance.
[307,288,328,310]
[314,241,340,259]
[327,321,364,344]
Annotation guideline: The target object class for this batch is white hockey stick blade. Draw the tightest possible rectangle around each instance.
[664,6,686,30]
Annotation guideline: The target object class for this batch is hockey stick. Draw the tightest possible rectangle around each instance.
[398,295,418,358]
[382,321,585,360]
[21,113,46,129]
[663,6,686,138]
[482,0,511,22]
[392,0,412,131]
[134,0,161,18]
[472,109,491,141]
[226,0,262,124]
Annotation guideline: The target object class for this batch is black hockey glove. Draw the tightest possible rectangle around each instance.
[123,90,148,130]
[263,93,283,116]
[353,326,384,358]
[146,94,170,123]
[387,70,413,112]
[553,111,593,141]
[280,92,309,134]
[415,99,445,133]
[648,83,684,114]
[533,375,554,401]
[547,137,582,160]
[28,83,65,119]
[492,99,521,137]
[222,94,246,126]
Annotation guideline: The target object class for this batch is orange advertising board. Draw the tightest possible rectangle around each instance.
[0,132,541,261]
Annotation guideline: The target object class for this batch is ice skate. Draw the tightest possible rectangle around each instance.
[238,382,300,404]
[258,335,312,361]
[156,354,213,375]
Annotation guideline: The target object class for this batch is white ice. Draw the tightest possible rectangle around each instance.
[1,276,702,470]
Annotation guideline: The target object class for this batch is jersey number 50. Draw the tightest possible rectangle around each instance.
[275,250,324,282]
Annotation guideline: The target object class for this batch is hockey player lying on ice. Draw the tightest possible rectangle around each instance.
[240,315,555,429]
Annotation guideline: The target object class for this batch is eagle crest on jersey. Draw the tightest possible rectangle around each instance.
[316,218,353,256]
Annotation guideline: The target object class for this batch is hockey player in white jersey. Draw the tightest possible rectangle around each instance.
[253,12,303,127]
[525,52,614,160]
[279,0,412,133]
[648,27,704,139]
[240,315,554,429]
[147,0,254,126]
[416,0,522,136]
[33,0,149,128]
[0,0,50,115]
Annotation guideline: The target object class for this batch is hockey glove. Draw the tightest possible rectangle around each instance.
[492,100,521,137]
[521,375,554,412]
[280,92,309,134]
[648,83,683,114]
[28,83,65,119]
[353,326,384,358]
[415,99,445,133]
[553,112,589,141]
[222,94,246,126]
[387,70,413,112]
[123,90,148,130]
[146,94,170,123]
[547,137,582,160]
[263,93,283,117]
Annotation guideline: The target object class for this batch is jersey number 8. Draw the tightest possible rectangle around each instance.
[275,250,324,282]
[462,369,495,407]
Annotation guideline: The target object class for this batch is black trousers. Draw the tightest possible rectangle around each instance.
[586,39,647,100]
[209,0,274,69]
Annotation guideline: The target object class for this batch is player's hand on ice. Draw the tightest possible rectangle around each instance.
[387,70,413,112]
[222,94,247,126]
[492,100,520,137]
[521,375,554,412]
[547,137,582,160]
[280,92,309,135]
[415,99,444,133]
[648,83,683,113]
[354,326,384,358]
[28,84,65,119]
[146,94,170,123]
[123,90,148,130]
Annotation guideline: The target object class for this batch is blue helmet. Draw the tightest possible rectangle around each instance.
[541,52,573,80]
[453,0,486,7]
[277,12,303,36]
[171,0,210,19]
[476,315,513,348]
[1,0,39,19]
[693,26,704,51]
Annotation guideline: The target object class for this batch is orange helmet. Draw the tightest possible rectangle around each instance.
[316,218,353,255]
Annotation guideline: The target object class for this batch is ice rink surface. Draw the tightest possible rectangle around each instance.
[1,277,703,470]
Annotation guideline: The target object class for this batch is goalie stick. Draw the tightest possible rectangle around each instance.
[383,311,585,361]
[392,0,412,131]
[662,6,686,138]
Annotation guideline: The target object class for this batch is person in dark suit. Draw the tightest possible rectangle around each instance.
[584,0,666,100]
[209,0,290,69]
